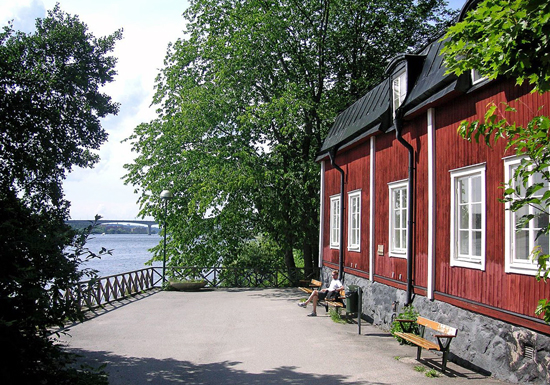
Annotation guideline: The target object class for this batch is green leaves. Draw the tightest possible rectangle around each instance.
[124,0,456,273]
[1,5,120,381]
[442,0,550,93]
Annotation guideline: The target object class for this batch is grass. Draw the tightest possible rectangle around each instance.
[425,369,440,378]
[329,308,347,324]
[413,365,440,378]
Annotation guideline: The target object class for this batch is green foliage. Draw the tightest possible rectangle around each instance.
[442,0,550,92]
[329,307,347,324]
[124,0,457,278]
[425,369,440,378]
[0,5,120,383]
[390,305,419,344]
[218,235,287,287]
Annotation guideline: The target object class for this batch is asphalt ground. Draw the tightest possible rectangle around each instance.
[57,288,507,385]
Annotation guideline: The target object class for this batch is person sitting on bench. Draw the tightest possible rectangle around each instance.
[297,270,343,317]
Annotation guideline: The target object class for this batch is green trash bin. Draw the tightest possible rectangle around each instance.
[346,285,359,313]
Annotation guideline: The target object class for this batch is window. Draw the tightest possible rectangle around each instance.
[450,164,486,270]
[392,70,407,116]
[348,190,361,251]
[471,69,487,85]
[505,157,549,275]
[330,195,340,248]
[389,180,407,257]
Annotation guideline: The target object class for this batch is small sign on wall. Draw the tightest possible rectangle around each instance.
[377,244,384,256]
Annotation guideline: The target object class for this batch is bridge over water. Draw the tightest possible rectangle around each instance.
[66,219,159,235]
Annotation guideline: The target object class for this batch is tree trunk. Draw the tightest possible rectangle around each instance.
[303,241,313,279]
[284,247,297,285]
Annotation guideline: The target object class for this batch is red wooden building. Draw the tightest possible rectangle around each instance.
[316,1,550,382]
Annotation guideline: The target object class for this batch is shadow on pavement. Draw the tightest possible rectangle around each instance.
[70,349,389,385]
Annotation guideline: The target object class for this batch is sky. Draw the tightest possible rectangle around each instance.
[1,0,466,221]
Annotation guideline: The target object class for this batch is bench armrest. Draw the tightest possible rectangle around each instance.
[395,319,414,323]
[434,334,455,339]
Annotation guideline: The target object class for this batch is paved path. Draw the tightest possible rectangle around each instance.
[58,288,507,385]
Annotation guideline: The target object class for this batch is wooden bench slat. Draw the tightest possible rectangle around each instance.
[310,279,322,288]
[325,300,344,307]
[394,332,439,350]
[299,279,322,295]
[417,316,457,336]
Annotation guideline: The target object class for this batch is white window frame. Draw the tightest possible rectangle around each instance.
[388,180,408,258]
[504,157,549,276]
[330,195,340,249]
[348,190,361,252]
[450,164,486,270]
[392,70,407,117]
[471,69,487,85]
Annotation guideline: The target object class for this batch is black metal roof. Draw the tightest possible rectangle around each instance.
[317,37,470,160]
[317,79,390,159]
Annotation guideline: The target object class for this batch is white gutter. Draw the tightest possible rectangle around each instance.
[319,160,325,268]
[369,136,376,281]
[427,108,436,299]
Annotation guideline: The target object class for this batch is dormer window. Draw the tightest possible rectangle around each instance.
[392,70,407,116]
[471,69,487,85]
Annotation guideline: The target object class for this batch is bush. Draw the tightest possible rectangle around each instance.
[390,305,419,344]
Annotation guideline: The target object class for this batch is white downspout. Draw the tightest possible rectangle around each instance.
[427,108,436,299]
[319,160,325,268]
[369,136,376,281]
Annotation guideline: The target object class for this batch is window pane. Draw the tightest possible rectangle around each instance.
[534,172,546,195]
[472,203,482,229]
[515,230,529,260]
[401,209,407,228]
[459,179,468,203]
[395,210,401,229]
[460,205,469,229]
[394,190,401,209]
[394,230,401,249]
[459,231,469,254]
[473,230,482,257]
[536,212,549,230]
[471,175,481,202]
[515,206,528,229]
[536,233,549,256]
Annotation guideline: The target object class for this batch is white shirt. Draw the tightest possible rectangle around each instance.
[328,279,343,292]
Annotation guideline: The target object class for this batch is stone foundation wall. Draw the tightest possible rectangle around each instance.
[321,268,550,384]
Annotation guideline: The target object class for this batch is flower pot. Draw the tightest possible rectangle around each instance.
[169,281,207,291]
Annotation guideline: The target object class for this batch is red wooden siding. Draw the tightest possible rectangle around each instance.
[373,131,410,285]
[431,79,550,327]
[322,141,371,274]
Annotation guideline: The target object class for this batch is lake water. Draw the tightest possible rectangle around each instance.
[80,233,163,278]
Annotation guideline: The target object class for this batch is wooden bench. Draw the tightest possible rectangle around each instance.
[323,288,346,312]
[298,279,322,294]
[393,316,457,372]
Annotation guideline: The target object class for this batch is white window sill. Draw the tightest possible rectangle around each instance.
[389,251,407,259]
[451,258,485,271]
[505,263,541,276]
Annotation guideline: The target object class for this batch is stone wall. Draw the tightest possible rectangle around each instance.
[322,268,550,384]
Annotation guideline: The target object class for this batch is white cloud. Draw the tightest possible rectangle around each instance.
[2,0,188,220]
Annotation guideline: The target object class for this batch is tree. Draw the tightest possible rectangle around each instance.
[442,0,550,322]
[0,5,121,383]
[124,0,456,280]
